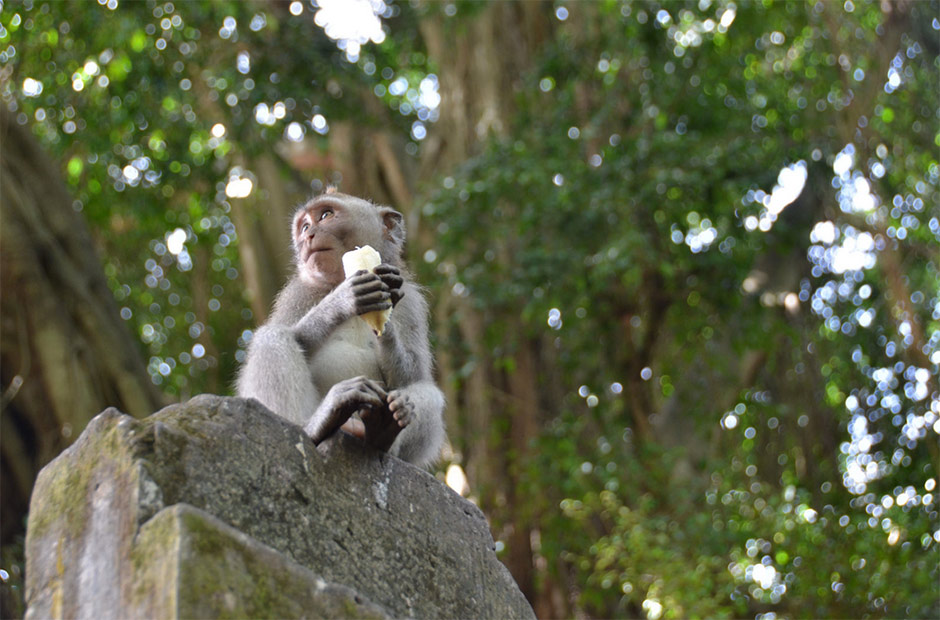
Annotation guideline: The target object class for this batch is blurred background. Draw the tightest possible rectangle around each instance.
[1,1,938,618]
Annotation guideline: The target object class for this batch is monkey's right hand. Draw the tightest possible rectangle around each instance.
[304,376,387,443]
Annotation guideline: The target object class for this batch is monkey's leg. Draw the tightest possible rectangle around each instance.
[237,325,319,427]
[386,381,446,466]
[359,396,408,453]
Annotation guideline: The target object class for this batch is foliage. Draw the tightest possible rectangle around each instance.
[2,0,938,618]
[1,0,428,396]
[421,0,939,617]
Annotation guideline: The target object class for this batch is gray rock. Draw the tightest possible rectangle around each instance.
[133,504,390,619]
[25,395,534,619]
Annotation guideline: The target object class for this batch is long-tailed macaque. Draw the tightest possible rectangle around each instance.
[237,190,445,466]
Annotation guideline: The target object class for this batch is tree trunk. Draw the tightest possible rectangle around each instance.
[415,3,556,612]
[504,331,540,602]
[0,111,164,545]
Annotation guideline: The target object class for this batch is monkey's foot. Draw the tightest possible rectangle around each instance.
[339,416,366,439]
[360,397,410,453]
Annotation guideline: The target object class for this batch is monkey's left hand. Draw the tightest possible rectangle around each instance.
[374,264,404,307]
[358,389,413,452]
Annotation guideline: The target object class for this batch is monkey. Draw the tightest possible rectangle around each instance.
[236,190,446,467]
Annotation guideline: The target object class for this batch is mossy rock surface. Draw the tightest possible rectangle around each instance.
[25,395,534,619]
[132,504,388,619]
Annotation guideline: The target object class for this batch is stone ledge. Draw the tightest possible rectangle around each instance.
[25,395,534,619]
[132,503,388,619]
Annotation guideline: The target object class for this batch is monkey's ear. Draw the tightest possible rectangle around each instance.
[381,207,406,249]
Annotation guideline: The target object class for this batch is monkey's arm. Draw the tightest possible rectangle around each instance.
[290,273,394,443]
[293,271,392,353]
[376,284,446,466]
[238,273,391,430]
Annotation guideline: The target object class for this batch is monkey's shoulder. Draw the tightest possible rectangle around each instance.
[269,277,327,325]
[392,281,429,324]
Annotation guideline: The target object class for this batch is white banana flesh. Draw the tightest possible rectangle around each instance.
[342,245,391,336]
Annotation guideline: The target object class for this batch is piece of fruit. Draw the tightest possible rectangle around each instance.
[342,245,391,336]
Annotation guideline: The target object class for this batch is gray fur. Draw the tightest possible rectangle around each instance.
[237,193,445,467]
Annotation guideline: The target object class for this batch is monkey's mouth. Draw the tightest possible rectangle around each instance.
[300,246,338,271]
[302,246,333,259]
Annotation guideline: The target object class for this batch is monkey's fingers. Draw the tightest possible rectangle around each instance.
[352,281,392,311]
[355,298,393,315]
[374,265,405,306]
[349,271,386,288]
[387,391,414,427]
[340,378,387,414]
[373,264,400,275]
[358,377,388,401]
[387,388,409,405]
[346,392,385,413]
[390,408,412,428]
[355,289,391,302]
[333,376,385,412]
[350,273,388,295]
[374,264,404,285]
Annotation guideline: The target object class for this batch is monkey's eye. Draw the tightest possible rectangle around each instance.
[301,223,310,233]
[319,209,334,221]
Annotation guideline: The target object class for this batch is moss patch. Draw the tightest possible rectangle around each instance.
[27,411,137,542]
[131,506,388,619]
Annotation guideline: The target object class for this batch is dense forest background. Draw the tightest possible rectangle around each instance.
[1,1,938,618]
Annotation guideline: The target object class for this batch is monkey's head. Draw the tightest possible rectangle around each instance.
[292,191,405,287]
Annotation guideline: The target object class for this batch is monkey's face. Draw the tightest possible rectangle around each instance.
[292,195,384,287]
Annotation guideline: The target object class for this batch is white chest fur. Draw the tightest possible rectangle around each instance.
[309,318,383,396]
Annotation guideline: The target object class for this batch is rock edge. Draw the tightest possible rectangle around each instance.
[25,395,534,619]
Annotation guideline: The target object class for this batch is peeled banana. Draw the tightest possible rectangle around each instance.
[342,245,391,336]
